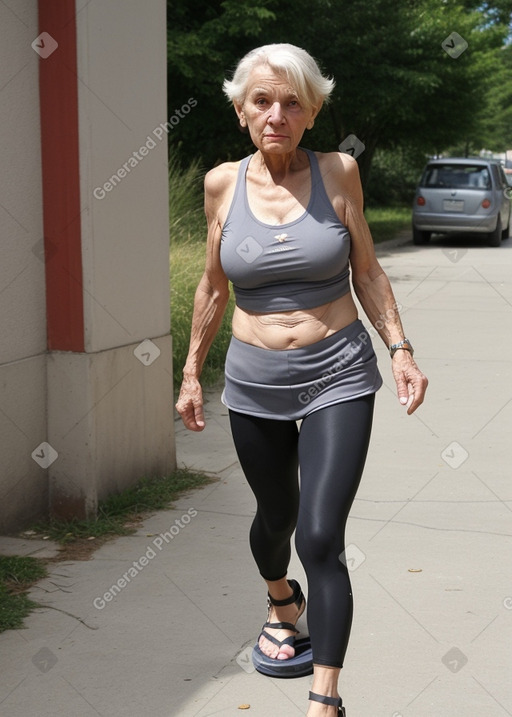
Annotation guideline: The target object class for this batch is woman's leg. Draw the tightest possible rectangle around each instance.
[228,410,302,658]
[295,395,375,713]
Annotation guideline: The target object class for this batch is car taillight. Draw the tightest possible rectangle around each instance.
[417,196,426,206]
[481,199,491,209]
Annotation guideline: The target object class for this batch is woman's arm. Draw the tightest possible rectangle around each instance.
[342,156,428,414]
[175,168,231,431]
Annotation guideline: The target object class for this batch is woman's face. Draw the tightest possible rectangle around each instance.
[235,65,317,155]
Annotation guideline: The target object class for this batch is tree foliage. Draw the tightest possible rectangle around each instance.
[167,0,512,185]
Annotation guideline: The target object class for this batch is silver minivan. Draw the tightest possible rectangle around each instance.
[412,158,511,247]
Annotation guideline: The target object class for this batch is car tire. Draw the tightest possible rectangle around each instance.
[412,227,430,245]
[487,217,502,247]
[502,210,511,239]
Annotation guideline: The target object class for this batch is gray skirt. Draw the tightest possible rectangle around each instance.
[221,318,383,421]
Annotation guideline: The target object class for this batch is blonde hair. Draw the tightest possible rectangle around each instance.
[223,43,335,110]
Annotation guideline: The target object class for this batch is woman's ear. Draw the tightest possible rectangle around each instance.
[234,101,246,127]
[309,102,322,125]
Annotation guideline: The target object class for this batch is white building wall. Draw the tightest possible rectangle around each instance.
[77,0,171,352]
[0,0,175,531]
[0,3,48,532]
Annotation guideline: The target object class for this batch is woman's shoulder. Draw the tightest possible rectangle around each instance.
[313,149,359,176]
[204,158,245,198]
[313,149,362,199]
[204,157,248,220]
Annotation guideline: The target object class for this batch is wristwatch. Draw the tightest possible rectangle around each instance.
[389,338,414,358]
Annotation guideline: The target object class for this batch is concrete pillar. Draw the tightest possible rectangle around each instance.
[39,0,175,519]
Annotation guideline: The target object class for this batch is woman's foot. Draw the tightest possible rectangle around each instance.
[307,692,344,716]
[306,700,343,716]
[258,578,306,660]
[307,667,344,716]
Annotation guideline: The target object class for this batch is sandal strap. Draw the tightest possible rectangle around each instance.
[259,629,295,649]
[263,621,299,633]
[268,579,304,609]
[309,691,343,708]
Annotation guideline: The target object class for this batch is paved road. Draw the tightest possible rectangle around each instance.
[0,232,511,716]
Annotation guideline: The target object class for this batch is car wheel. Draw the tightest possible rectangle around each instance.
[502,209,511,239]
[487,217,502,247]
[412,227,430,245]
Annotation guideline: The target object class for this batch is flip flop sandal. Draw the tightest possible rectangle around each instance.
[252,635,313,677]
[251,579,313,678]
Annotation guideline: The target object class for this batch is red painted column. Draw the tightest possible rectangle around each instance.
[38,0,84,351]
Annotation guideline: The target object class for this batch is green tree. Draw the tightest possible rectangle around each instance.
[167,0,512,186]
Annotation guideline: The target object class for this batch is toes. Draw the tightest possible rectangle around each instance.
[259,636,278,659]
[277,644,295,660]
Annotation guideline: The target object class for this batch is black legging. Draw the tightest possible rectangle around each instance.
[229,394,375,668]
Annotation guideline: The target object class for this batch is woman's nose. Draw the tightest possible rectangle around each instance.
[267,101,284,123]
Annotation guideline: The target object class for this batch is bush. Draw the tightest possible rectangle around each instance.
[365,147,428,207]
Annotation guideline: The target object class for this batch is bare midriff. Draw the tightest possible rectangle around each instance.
[231,291,359,350]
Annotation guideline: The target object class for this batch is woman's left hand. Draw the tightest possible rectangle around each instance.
[391,351,428,415]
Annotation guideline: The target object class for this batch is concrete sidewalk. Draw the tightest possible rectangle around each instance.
[1,235,511,716]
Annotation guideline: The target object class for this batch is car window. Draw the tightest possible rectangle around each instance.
[422,164,491,190]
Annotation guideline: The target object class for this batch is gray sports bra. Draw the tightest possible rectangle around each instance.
[220,148,351,312]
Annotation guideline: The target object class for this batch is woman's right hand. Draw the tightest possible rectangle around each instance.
[175,377,205,431]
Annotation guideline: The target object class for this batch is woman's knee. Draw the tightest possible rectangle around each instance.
[254,503,298,540]
[295,521,343,567]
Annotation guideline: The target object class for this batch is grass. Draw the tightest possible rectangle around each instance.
[170,239,235,390]
[0,556,47,632]
[31,469,214,544]
[366,206,411,244]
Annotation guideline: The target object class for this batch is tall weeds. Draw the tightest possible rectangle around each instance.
[169,150,234,391]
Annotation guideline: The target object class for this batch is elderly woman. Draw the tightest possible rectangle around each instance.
[176,43,428,717]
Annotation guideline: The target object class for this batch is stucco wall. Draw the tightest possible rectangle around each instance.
[0,3,48,532]
[0,0,175,532]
